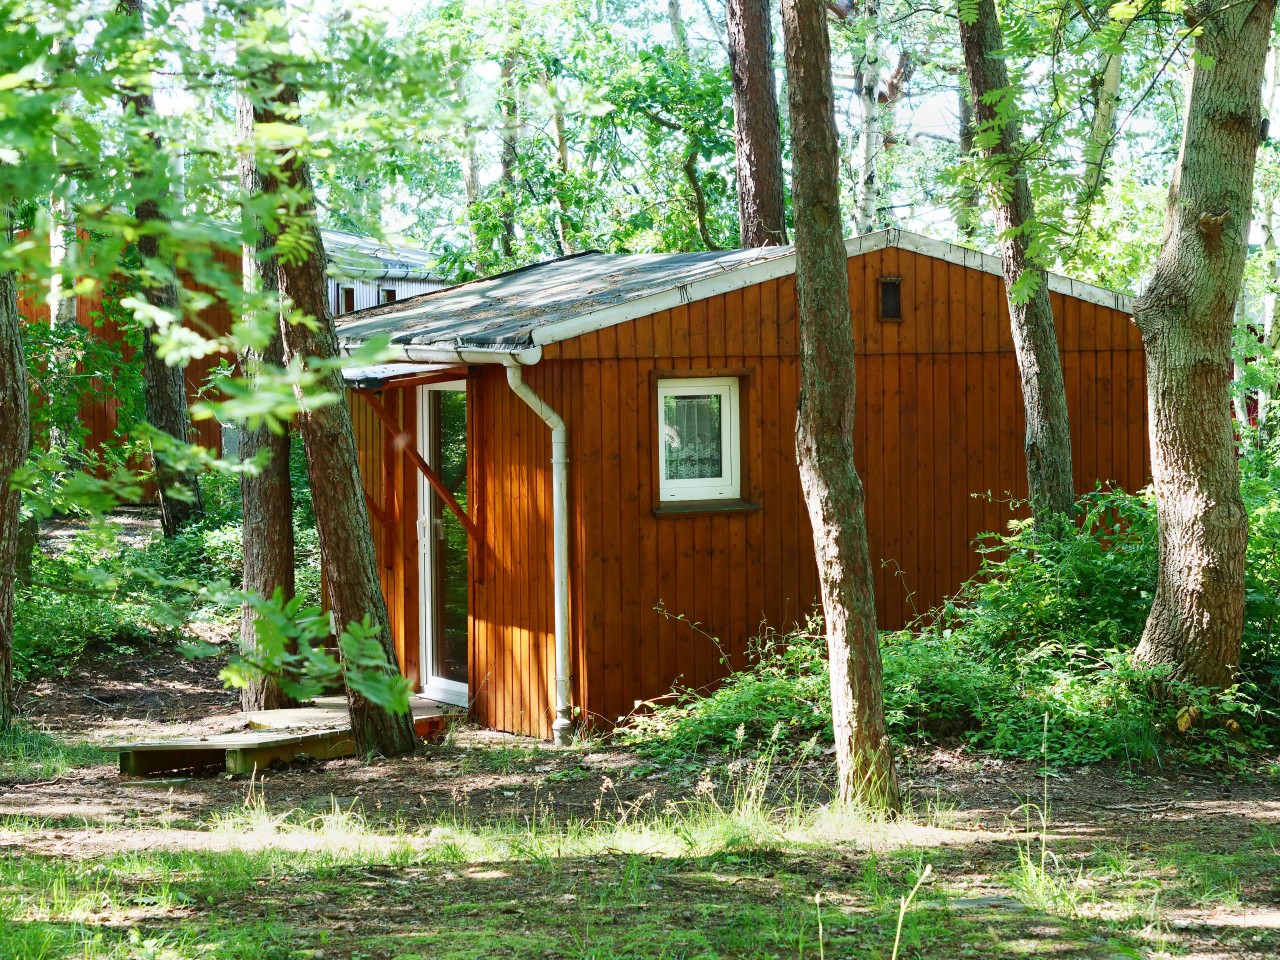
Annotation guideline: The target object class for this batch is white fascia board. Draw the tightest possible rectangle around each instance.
[339,341,541,366]
[529,250,799,347]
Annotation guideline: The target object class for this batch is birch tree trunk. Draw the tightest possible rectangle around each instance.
[261,82,417,757]
[727,0,788,246]
[1080,51,1122,211]
[1132,0,1274,692]
[779,0,899,810]
[236,88,297,713]
[855,0,882,234]
[956,74,980,239]
[121,0,203,538]
[0,207,31,732]
[1256,40,1280,434]
[959,0,1075,524]
[498,56,518,261]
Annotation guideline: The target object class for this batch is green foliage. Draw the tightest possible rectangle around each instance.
[624,489,1280,769]
[13,540,171,684]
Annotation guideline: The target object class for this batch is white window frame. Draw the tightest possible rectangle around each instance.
[657,376,741,502]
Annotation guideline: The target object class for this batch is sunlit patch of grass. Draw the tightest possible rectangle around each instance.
[0,723,105,782]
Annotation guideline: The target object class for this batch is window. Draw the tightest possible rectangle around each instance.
[657,377,740,502]
[879,276,902,322]
[380,288,397,304]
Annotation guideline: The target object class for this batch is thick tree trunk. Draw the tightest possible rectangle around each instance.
[0,209,31,732]
[262,84,416,758]
[727,0,788,247]
[959,0,1075,524]
[779,0,899,810]
[236,90,297,713]
[120,0,203,538]
[1132,0,1274,691]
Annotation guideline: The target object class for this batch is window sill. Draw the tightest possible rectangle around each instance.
[652,499,761,518]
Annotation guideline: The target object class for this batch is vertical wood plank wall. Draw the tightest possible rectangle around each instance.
[466,246,1149,738]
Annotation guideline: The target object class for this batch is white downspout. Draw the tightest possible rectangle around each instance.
[505,363,574,745]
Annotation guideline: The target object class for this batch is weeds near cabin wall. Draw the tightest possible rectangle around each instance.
[623,487,1280,771]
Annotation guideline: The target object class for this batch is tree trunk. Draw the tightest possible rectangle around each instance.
[261,83,417,757]
[120,0,203,538]
[956,74,980,240]
[236,88,297,713]
[727,0,788,247]
[1080,51,1122,211]
[0,207,31,732]
[855,0,882,234]
[779,0,899,810]
[1256,40,1280,435]
[498,56,519,261]
[668,0,691,61]
[1132,0,1274,691]
[959,0,1075,524]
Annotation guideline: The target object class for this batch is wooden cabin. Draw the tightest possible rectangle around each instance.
[18,228,446,464]
[337,229,1149,742]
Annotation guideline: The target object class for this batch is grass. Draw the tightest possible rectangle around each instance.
[0,736,1276,959]
[0,724,106,783]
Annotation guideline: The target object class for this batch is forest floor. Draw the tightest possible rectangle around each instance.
[1,643,1277,960]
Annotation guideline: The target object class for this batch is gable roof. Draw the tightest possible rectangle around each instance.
[320,228,444,282]
[336,229,1134,364]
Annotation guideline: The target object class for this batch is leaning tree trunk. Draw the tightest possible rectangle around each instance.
[260,83,416,758]
[959,0,1074,524]
[779,0,899,810]
[236,89,297,713]
[1132,0,1274,691]
[0,207,31,732]
[121,0,203,538]
[727,0,788,246]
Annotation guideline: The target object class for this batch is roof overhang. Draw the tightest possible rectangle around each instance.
[337,228,1134,357]
[342,361,463,389]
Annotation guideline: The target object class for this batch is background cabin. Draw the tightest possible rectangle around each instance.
[18,227,446,465]
[339,228,1149,741]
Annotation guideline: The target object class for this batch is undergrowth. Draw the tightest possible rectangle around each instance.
[12,449,322,684]
[622,487,1280,770]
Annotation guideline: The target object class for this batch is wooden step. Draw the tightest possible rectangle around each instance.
[105,697,463,776]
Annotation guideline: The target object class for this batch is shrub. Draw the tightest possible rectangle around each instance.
[622,488,1280,769]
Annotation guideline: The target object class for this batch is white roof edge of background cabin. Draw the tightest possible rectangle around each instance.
[525,228,1135,351]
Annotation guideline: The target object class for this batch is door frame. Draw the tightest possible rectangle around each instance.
[416,380,470,706]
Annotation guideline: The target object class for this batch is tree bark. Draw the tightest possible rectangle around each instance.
[956,74,980,240]
[120,0,203,539]
[727,0,788,246]
[498,56,519,261]
[854,0,883,234]
[1080,51,1122,212]
[0,206,31,732]
[1132,0,1274,691]
[236,88,297,713]
[959,0,1075,524]
[779,0,899,810]
[261,82,417,757]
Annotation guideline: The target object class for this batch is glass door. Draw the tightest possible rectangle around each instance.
[416,383,469,705]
